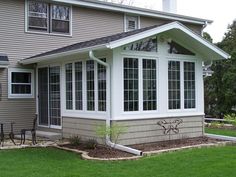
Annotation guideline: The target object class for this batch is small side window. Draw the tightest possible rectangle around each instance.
[8,68,34,98]
[125,15,139,32]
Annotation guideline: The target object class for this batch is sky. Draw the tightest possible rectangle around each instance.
[129,0,236,43]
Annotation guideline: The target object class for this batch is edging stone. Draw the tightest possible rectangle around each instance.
[143,141,236,156]
[51,145,142,161]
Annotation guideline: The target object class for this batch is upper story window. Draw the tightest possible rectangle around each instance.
[123,37,158,52]
[168,41,195,55]
[125,15,140,32]
[8,68,34,98]
[27,1,71,35]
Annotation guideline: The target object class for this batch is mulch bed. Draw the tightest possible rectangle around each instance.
[130,137,224,152]
[60,136,224,158]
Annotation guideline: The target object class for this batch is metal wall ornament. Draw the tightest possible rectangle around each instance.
[157,119,183,135]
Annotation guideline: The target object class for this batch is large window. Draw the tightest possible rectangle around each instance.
[98,59,107,112]
[27,1,71,35]
[124,58,139,111]
[184,62,196,109]
[28,1,48,31]
[168,61,181,110]
[123,58,158,112]
[86,60,95,111]
[75,62,83,110]
[65,63,73,110]
[123,37,158,52]
[8,68,34,98]
[143,59,157,111]
[64,60,107,112]
[168,61,196,110]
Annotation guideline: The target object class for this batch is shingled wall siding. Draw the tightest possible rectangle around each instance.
[62,116,204,145]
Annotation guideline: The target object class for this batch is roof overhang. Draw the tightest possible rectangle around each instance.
[107,22,230,60]
[0,54,9,68]
[20,22,230,65]
[52,0,212,25]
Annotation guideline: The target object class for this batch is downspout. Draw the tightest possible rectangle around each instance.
[89,51,143,156]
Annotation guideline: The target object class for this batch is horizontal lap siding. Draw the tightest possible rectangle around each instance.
[62,117,105,142]
[113,116,204,145]
[140,16,202,35]
[0,0,123,131]
[0,0,123,67]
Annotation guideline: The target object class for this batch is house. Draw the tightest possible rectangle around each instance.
[0,0,229,146]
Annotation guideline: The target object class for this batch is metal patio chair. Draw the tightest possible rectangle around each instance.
[20,115,37,145]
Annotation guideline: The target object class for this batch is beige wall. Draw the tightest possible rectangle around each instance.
[62,116,204,145]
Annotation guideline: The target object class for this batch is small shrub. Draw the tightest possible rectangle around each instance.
[69,136,81,146]
[209,121,224,128]
[224,113,236,126]
[84,139,98,150]
[96,123,127,147]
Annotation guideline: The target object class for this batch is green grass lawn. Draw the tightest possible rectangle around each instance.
[0,146,236,177]
[205,127,236,137]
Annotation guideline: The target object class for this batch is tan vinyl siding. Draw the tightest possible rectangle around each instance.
[0,69,36,133]
[62,116,204,145]
[113,116,204,145]
[140,16,203,35]
[0,0,123,67]
[62,117,105,143]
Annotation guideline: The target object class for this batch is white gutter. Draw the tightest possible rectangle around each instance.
[89,50,143,156]
[19,44,107,65]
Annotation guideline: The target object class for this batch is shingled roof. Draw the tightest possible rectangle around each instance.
[24,24,160,60]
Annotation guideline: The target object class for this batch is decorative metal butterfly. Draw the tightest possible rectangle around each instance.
[157,119,183,135]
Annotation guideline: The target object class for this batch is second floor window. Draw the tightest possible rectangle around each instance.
[27,1,71,35]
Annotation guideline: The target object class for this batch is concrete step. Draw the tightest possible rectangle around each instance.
[15,131,62,141]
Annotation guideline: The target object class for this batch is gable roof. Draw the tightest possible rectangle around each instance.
[0,54,9,68]
[20,22,230,64]
[53,0,212,25]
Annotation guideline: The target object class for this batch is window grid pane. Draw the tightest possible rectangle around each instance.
[168,61,181,109]
[11,72,32,94]
[65,63,73,110]
[49,66,61,126]
[28,1,48,31]
[75,62,83,110]
[98,59,106,112]
[86,60,95,111]
[184,62,196,109]
[143,59,157,111]
[124,58,139,111]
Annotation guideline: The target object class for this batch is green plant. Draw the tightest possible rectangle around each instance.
[96,123,127,146]
[209,121,224,128]
[68,135,81,146]
[224,113,236,126]
[84,139,98,149]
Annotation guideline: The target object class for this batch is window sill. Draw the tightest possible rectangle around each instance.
[8,95,34,99]
[25,30,72,38]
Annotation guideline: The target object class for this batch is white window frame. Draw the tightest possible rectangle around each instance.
[122,56,159,113]
[124,14,140,32]
[167,58,197,112]
[25,0,72,37]
[62,59,108,117]
[8,68,34,99]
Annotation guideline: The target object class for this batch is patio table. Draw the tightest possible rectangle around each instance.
[0,122,16,147]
